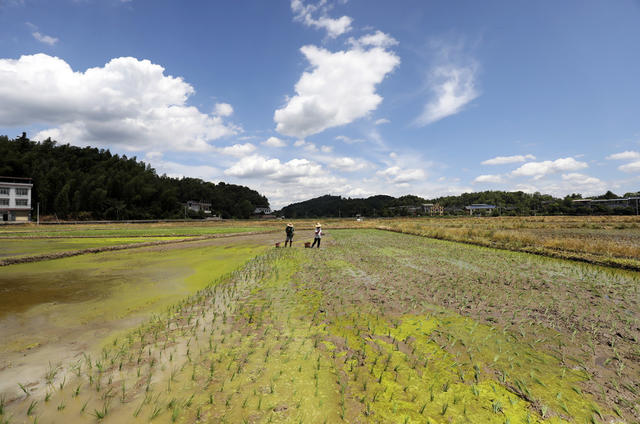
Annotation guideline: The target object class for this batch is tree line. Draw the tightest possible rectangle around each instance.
[0,134,269,220]
[278,190,640,218]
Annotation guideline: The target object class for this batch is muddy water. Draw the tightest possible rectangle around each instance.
[0,233,277,401]
[0,237,183,259]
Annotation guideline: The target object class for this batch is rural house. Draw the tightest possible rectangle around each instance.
[253,207,271,214]
[0,177,33,222]
[186,200,212,214]
[572,197,640,214]
[464,203,496,215]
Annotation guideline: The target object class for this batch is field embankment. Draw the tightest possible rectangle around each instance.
[3,229,637,423]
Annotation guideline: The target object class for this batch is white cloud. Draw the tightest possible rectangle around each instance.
[335,135,365,144]
[143,152,220,181]
[216,143,255,157]
[213,102,233,117]
[32,31,58,45]
[224,154,322,182]
[481,154,535,165]
[294,140,318,151]
[377,166,426,184]
[1,54,238,152]
[262,136,287,147]
[619,161,640,173]
[606,151,640,173]
[291,0,352,38]
[512,157,587,179]
[561,173,603,185]
[350,30,398,48]
[606,151,640,160]
[474,174,504,183]
[374,118,390,125]
[415,63,479,126]
[320,145,333,153]
[329,156,368,171]
[511,173,608,197]
[274,35,399,138]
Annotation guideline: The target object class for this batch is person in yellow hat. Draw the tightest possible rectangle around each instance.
[285,222,294,247]
[311,223,322,248]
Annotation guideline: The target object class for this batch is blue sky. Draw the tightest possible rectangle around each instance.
[1,0,639,208]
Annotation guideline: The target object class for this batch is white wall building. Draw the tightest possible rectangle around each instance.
[0,177,33,222]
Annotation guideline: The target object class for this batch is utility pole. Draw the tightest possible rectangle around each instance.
[37,202,39,225]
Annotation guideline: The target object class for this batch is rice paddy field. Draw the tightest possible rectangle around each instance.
[0,218,639,423]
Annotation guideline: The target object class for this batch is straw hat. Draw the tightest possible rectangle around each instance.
[316,223,322,227]
[287,223,293,227]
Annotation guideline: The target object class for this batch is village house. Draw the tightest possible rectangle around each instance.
[464,203,496,215]
[253,207,272,215]
[185,200,212,214]
[0,177,33,222]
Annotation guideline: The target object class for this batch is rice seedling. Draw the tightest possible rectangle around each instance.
[26,400,37,416]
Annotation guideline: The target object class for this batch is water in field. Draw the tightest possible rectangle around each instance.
[0,236,184,259]
[2,229,638,423]
[0,233,275,400]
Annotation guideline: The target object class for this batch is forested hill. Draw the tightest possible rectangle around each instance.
[0,134,269,219]
[279,190,640,218]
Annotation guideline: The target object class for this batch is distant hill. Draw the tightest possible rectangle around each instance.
[0,133,269,220]
[278,190,640,218]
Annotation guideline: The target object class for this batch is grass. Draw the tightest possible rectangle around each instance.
[1,225,637,423]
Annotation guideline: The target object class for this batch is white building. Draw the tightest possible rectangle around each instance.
[0,177,33,222]
[186,200,212,214]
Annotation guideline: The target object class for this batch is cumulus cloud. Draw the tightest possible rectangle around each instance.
[262,136,286,147]
[215,143,255,157]
[606,151,640,160]
[274,34,400,138]
[335,135,365,144]
[561,173,603,185]
[32,31,58,45]
[619,161,640,173]
[213,102,233,117]
[377,166,425,184]
[606,151,640,173]
[291,0,352,38]
[515,173,607,197]
[224,154,322,182]
[414,63,479,126]
[0,54,238,152]
[143,152,220,181]
[349,30,398,48]
[473,174,504,183]
[511,157,587,179]
[374,118,390,125]
[482,154,535,165]
[329,156,368,171]
[294,139,318,151]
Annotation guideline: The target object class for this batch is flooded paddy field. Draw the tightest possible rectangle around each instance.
[0,237,189,259]
[0,232,277,408]
[1,227,638,423]
[0,223,274,238]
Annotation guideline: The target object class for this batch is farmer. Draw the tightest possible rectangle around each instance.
[285,222,294,247]
[311,223,322,248]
